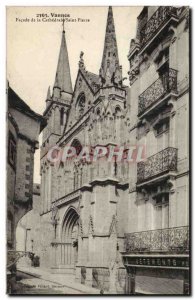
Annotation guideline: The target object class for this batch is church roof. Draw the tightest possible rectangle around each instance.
[77,51,100,94]
[54,30,73,94]
[83,71,100,93]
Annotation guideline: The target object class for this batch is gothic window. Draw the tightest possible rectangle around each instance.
[115,106,121,117]
[8,131,16,170]
[76,93,86,117]
[60,108,64,126]
[7,211,14,248]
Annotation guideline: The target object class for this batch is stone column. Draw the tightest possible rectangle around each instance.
[43,170,47,213]
[85,268,93,287]
[40,170,45,214]
[183,270,190,295]
[125,267,136,294]
[51,243,56,268]
[109,263,118,294]
[75,266,81,283]
[56,243,61,267]
[47,166,51,211]
[51,108,55,133]
[45,167,48,212]
[169,189,177,227]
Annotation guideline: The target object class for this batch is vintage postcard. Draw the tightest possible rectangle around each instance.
[6,6,190,295]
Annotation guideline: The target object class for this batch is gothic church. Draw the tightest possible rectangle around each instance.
[40,6,130,292]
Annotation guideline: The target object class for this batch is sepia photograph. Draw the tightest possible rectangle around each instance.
[6,5,190,295]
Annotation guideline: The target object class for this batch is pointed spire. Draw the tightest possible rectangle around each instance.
[100,6,122,86]
[54,26,73,94]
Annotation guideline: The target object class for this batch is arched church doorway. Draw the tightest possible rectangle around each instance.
[61,207,79,268]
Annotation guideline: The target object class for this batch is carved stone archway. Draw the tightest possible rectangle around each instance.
[60,207,79,267]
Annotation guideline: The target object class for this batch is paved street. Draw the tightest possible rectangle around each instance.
[12,267,100,295]
[12,272,72,294]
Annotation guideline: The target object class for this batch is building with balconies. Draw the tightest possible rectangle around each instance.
[123,6,190,294]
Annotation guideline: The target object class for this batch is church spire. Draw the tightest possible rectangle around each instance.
[100,6,122,86]
[54,25,73,94]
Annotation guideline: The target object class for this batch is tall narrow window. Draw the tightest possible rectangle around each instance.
[8,131,17,170]
[60,108,64,126]
[154,194,169,230]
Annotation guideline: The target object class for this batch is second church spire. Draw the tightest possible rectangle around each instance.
[100,6,122,86]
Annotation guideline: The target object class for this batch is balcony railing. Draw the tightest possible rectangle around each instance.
[137,147,177,183]
[138,68,177,116]
[124,226,189,253]
[140,6,178,47]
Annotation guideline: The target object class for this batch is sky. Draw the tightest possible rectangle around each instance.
[7,6,143,183]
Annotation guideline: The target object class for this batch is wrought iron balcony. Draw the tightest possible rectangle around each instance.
[138,68,177,116]
[137,147,177,184]
[140,6,178,48]
[124,226,189,253]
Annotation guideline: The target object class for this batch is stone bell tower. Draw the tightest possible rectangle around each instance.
[76,7,128,291]
[42,24,73,150]
[40,24,73,215]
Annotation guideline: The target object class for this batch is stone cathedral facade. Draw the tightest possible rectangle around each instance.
[40,7,130,292]
[33,6,189,294]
